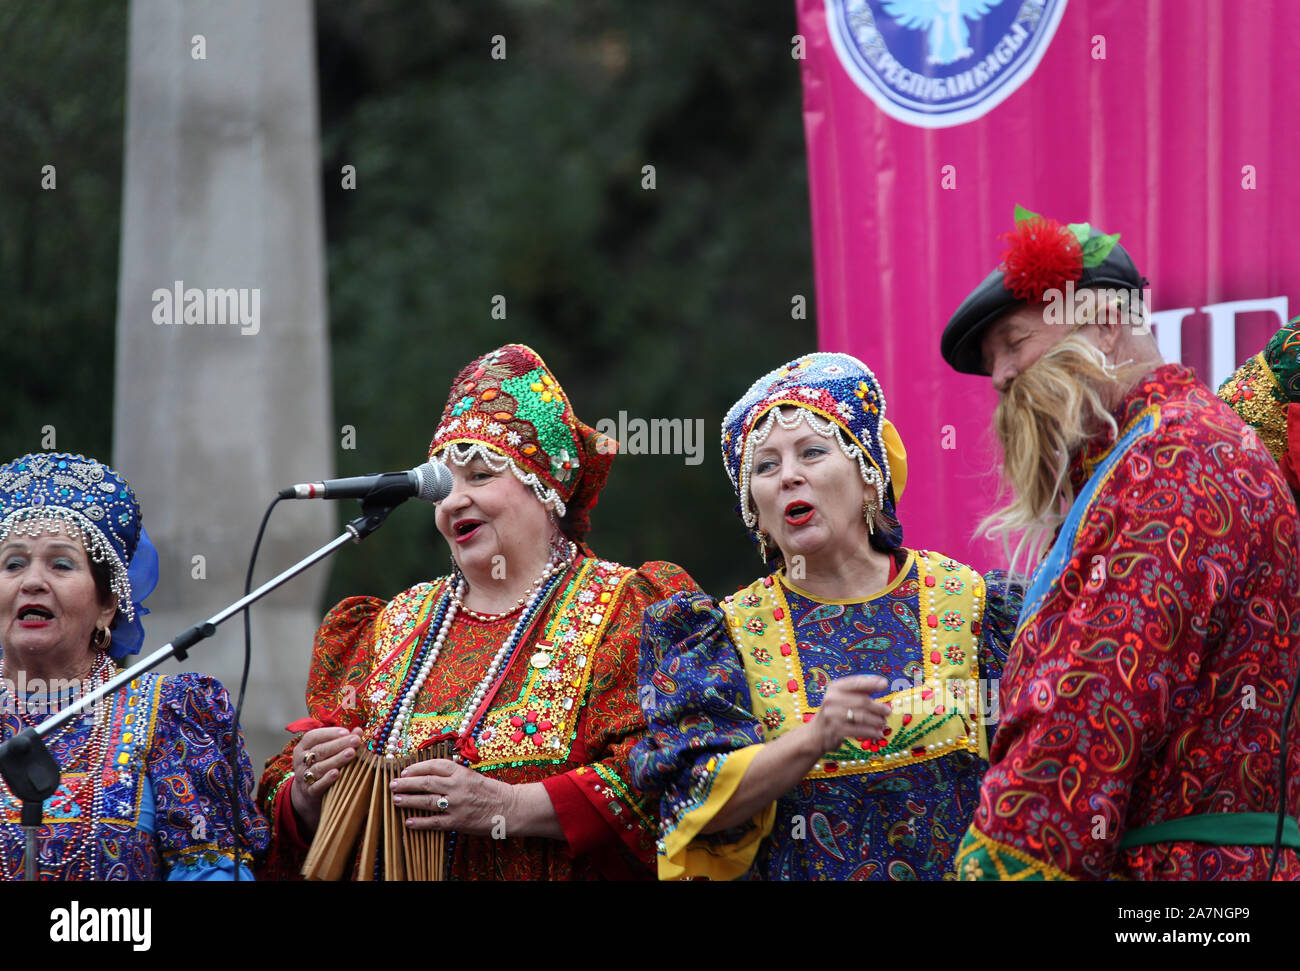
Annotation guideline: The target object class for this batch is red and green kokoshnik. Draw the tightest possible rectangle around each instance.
[427,343,615,540]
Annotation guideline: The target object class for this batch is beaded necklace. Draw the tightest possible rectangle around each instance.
[0,650,115,881]
[454,598,525,623]
[381,542,577,758]
[449,569,547,622]
[0,654,96,749]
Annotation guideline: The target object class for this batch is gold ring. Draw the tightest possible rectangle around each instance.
[304,750,317,767]
[304,769,317,785]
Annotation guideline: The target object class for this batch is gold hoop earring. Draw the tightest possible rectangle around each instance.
[92,626,111,650]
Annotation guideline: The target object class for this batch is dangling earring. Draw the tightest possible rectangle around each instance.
[862,498,878,536]
[755,529,770,562]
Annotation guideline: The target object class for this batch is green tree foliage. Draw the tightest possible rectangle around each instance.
[0,1,815,607]
[317,0,815,605]
[0,1,127,464]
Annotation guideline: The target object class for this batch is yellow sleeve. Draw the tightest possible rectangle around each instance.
[658,744,777,881]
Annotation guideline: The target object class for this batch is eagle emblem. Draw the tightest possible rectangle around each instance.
[881,0,1007,64]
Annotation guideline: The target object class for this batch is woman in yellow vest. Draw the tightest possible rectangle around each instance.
[630,353,1021,879]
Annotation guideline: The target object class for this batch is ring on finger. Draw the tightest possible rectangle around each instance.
[304,769,317,785]
[304,750,317,767]
[846,708,855,723]
[436,796,450,812]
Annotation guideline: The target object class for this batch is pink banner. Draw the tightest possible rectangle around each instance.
[797,0,1299,567]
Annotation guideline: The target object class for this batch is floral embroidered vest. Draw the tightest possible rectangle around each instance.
[359,556,636,770]
[720,550,989,780]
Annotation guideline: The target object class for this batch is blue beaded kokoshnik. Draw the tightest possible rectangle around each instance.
[0,451,159,658]
[0,453,142,611]
[718,354,907,559]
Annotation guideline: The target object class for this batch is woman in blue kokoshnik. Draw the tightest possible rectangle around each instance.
[631,354,1021,880]
[0,453,267,880]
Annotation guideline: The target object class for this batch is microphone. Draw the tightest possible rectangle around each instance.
[279,461,454,505]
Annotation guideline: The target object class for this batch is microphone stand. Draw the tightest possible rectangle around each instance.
[0,499,401,881]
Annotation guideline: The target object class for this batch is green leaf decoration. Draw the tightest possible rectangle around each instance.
[1066,222,1092,247]
[1080,231,1121,267]
[1013,203,1042,225]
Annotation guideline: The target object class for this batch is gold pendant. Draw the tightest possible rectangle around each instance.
[530,640,553,670]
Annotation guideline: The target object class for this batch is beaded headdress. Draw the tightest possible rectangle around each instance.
[1217,316,1300,491]
[721,353,909,553]
[428,344,615,541]
[0,452,159,658]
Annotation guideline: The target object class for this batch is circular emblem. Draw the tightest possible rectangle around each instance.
[825,0,1068,128]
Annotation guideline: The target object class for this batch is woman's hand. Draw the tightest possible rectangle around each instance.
[806,675,891,754]
[392,760,563,839]
[699,674,892,834]
[290,726,364,834]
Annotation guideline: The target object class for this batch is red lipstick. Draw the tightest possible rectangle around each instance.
[452,519,484,544]
[15,602,55,628]
[784,501,815,527]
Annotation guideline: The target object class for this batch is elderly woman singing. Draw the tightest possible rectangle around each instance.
[258,344,699,880]
[631,354,1021,880]
[0,453,268,879]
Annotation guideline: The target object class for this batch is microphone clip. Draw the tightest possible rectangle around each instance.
[345,499,400,542]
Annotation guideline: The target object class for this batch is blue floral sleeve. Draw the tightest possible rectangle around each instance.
[978,570,1023,682]
[977,570,1023,745]
[629,591,773,879]
[147,673,270,881]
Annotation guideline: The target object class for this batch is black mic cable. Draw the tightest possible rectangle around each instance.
[1268,656,1300,880]
[227,495,281,882]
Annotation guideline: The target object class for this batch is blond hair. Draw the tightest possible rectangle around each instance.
[979,333,1144,576]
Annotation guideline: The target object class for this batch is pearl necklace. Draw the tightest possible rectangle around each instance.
[455,599,525,623]
[383,542,577,758]
[0,651,114,880]
[450,581,532,623]
[449,540,574,621]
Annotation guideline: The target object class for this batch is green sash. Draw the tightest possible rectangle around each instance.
[1119,812,1300,849]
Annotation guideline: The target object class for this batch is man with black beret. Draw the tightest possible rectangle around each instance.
[946,206,1300,881]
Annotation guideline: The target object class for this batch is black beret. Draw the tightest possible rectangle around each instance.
[940,232,1146,376]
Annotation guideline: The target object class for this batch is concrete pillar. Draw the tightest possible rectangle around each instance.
[113,0,334,772]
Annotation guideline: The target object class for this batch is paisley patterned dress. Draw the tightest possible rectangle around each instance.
[0,667,268,880]
[956,364,1300,880]
[631,550,1020,880]
[257,556,698,881]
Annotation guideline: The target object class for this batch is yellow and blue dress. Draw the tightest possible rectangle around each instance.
[631,549,1020,880]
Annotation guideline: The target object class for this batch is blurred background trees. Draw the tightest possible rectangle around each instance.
[0,0,127,467]
[2,0,816,603]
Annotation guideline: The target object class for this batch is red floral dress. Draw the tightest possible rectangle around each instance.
[257,555,698,880]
